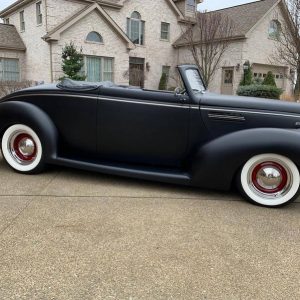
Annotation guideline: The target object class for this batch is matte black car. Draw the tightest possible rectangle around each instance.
[1,65,300,207]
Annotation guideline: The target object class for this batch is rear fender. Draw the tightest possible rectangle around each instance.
[0,101,58,161]
[190,128,300,190]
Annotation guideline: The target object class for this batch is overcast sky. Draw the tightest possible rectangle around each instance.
[0,0,260,12]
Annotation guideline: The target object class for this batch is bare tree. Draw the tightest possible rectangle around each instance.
[0,81,37,98]
[182,11,235,86]
[272,0,300,97]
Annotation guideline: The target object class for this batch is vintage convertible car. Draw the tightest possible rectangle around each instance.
[1,65,300,207]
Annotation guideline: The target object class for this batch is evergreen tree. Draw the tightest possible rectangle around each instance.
[61,42,86,81]
[158,73,167,90]
[239,62,253,86]
[262,71,277,87]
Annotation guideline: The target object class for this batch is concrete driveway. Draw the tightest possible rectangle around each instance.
[0,156,300,300]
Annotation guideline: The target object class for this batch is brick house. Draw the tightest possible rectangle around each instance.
[0,0,295,95]
[0,0,201,89]
[175,0,295,95]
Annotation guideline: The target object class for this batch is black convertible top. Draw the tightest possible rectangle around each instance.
[57,78,116,91]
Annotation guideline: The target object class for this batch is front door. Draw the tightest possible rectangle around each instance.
[221,67,234,95]
[129,57,145,87]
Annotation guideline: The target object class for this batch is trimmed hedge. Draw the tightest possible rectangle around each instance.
[237,84,283,100]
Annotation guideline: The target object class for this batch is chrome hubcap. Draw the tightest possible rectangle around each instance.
[18,137,35,157]
[249,161,291,198]
[8,132,37,165]
[256,166,283,190]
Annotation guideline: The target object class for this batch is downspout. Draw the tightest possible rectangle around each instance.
[49,42,54,82]
[44,0,53,82]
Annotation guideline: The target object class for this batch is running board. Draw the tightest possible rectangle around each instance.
[53,157,191,185]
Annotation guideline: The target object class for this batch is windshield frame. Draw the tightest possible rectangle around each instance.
[177,65,206,103]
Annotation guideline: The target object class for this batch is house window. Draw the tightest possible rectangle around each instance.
[186,0,196,12]
[161,22,170,41]
[20,10,25,31]
[4,18,9,24]
[36,1,42,25]
[86,31,103,43]
[269,20,281,39]
[127,11,145,45]
[85,56,114,82]
[0,58,20,81]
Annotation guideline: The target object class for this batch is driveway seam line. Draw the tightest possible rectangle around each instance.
[0,198,34,237]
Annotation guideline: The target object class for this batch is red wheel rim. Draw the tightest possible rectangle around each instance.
[12,133,37,162]
[251,161,288,194]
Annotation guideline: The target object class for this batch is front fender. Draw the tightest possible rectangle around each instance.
[0,101,58,161]
[190,128,300,190]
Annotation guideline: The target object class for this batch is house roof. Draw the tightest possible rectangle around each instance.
[0,24,26,51]
[0,0,186,19]
[0,0,123,17]
[43,3,135,50]
[173,0,280,47]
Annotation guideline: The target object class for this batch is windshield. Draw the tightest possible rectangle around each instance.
[185,69,205,93]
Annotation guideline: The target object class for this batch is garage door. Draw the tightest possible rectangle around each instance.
[252,64,286,89]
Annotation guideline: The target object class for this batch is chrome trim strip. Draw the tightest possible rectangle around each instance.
[208,113,245,121]
[98,96,188,109]
[8,93,191,109]
[201,107,300,119]
[9,93,98,100]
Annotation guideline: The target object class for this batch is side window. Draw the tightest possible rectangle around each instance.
[161,22,170,41]
[36,1,42,25]
[269,20,281,40]
[127,11,145,45]
[0,58,20,81]
[186,0,196,12]
[86,31,103,44]
[20,10,25,32]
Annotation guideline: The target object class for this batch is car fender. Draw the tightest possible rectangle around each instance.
[0,101,58,161]
[189,128,300,190]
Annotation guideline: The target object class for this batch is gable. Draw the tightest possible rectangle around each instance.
[43,3,135,50]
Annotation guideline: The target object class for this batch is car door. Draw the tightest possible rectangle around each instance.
[97,88,190,167]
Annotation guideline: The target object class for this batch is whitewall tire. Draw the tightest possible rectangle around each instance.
[1,124,44,173]
[239,154,300,207]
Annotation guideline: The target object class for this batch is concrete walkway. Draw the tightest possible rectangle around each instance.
[0,157,300,300]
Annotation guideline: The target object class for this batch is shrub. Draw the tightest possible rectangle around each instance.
[263,71,277,87]
[237,84,283,100]
[239,62,253,86]
[158,72,167,90]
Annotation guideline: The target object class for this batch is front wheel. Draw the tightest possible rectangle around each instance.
[238,154,300,207]
[1,124,45,174]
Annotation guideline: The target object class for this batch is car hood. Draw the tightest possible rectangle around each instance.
[201,93,300,115]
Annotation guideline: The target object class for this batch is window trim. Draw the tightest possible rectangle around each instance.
[83,55,114,82]
[127,11,145,46]
[85,31,104,44]
[36,1,43,25]
[160,22,170,41]
[0,57,20,82]
[186,0,196,12]
[20,10,25,32]
[268,19,281,40]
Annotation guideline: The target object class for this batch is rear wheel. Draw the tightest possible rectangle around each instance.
[1,124,44,174]
[238,154,300,207]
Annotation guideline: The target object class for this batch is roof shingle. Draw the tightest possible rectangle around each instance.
[0,24,26,51]
[174,0,279,46]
